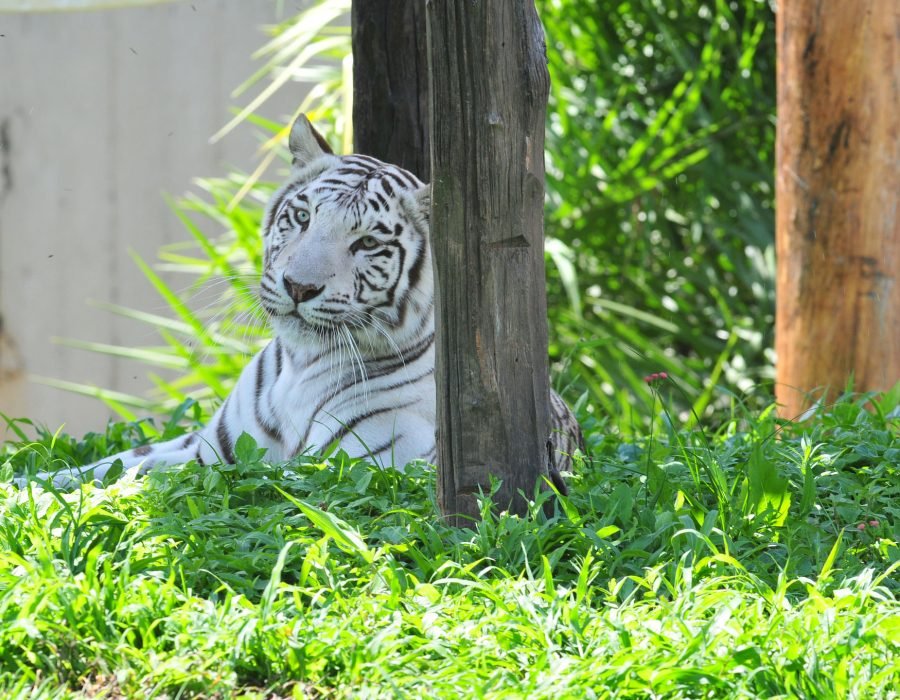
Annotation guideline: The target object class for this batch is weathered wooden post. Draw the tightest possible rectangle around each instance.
[776,0,899,417]
[351,0,429,180]
[427,1,552,523]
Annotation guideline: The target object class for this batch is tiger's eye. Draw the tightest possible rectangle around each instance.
[360,236,379,249]
[297,210,310,223]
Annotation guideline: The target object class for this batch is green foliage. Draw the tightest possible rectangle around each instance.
[1,393,897,697]
[542,0,776,427]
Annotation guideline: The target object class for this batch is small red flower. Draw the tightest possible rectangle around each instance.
[856,522,867,531]
[868,520,879,527]
[644,372,670,384]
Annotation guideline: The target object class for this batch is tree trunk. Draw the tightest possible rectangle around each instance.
[427,1,552,524]
[351,0,429,181]
[776,0,899,418]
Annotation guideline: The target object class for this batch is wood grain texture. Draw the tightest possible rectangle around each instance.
[776,0,899,417]
[427,0,551,523]
[351,0,430,181]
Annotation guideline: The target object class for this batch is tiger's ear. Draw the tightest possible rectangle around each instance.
[407,183,431,233]
[289,114,334,167]
[414,184,431,213]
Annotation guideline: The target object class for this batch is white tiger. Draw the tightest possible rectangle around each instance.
[21,115,582,489]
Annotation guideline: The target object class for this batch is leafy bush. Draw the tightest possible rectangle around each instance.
[543,0,776,428]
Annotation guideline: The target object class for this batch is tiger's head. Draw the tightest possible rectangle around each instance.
[259,115,433,353]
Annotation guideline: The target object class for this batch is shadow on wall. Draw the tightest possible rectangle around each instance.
[0,0,301,437]
[0,313,25,420]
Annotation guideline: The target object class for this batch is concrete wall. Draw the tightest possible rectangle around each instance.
[0,0,298,437]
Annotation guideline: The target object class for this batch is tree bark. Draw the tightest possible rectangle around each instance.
[776,0,899,418]
[427,1,552,524]
[351,0,429,181]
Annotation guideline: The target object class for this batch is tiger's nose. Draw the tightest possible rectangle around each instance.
[283,273,324,304]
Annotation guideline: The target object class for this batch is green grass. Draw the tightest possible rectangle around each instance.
[1,388,898,699]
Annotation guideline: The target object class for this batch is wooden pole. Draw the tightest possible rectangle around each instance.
[427,1,552,524]
[776,0,899,417]
[351,0,430,181]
